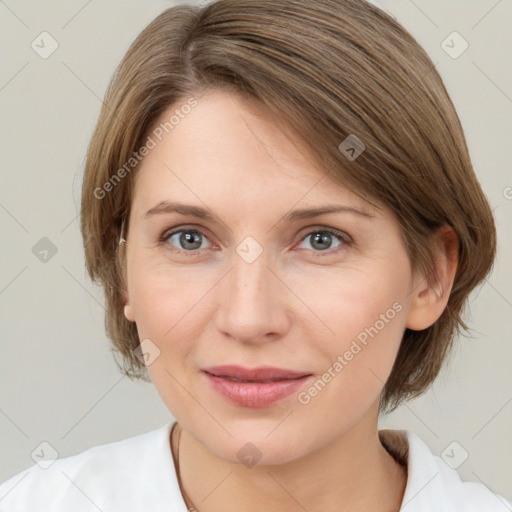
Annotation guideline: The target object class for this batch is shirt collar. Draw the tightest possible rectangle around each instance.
[379,428,448,511]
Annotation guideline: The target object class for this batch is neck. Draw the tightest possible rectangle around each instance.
[171,406,407,512]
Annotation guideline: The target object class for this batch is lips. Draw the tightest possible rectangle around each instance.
[202,365,314,408]
[202,365,311,382]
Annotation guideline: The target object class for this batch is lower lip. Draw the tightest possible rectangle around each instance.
[203,371,313,408]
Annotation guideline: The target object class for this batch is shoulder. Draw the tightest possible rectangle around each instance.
[0,421,182,511]
[379,428,512,511]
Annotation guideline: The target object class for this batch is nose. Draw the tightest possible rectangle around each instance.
[214,249,291,346]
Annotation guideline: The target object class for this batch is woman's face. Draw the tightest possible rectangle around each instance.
[123,89,419,464]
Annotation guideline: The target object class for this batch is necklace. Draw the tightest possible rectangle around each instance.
[171,422,199,512]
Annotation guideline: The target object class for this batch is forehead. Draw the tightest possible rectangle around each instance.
[130,89,375,217]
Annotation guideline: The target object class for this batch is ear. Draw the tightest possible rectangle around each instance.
[120,276,135,323]
[120,281,134,322]
[124,304,135,322]
[406,226,459,331]
[117,222,135,323]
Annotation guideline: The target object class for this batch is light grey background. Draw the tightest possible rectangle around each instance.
[1,0,511,501]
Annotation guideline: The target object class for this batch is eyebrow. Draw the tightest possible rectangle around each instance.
[143,201,375,222]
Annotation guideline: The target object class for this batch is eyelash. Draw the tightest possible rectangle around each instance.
[158,225,353,258]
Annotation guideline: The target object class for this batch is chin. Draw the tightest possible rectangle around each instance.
[192,421,312,467]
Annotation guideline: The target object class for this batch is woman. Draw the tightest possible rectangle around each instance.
[1,0,510,510]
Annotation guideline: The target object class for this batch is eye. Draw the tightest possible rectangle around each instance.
[297,228,351,253]
[161,228,212,253]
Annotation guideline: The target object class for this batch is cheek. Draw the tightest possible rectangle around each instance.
[126,257,213,415]
[299,260,408,339]
[126,251,217,358]
[296,264,409,395]
[130,275,204,344]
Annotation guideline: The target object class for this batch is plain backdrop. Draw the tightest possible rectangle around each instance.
[1,0,511,501]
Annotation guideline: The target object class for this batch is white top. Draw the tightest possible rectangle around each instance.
[0,421,510,511]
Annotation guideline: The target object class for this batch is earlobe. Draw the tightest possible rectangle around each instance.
[124,304,135,322]
[405,226,459,331]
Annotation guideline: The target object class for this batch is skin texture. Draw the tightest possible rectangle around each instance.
[122,89,458,511]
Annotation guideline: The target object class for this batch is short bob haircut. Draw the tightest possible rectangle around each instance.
[80,0,496,414]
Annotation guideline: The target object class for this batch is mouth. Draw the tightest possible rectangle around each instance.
[202,365,312,382]
[201,365,314,408]
[207,375,301,383]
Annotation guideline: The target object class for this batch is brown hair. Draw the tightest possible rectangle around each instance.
[80,0,496,414]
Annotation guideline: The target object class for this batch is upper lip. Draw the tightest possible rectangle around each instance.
[203,365,312,382]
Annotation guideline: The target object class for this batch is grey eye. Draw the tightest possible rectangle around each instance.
[299,231,344,251]
[166,229,210,251]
